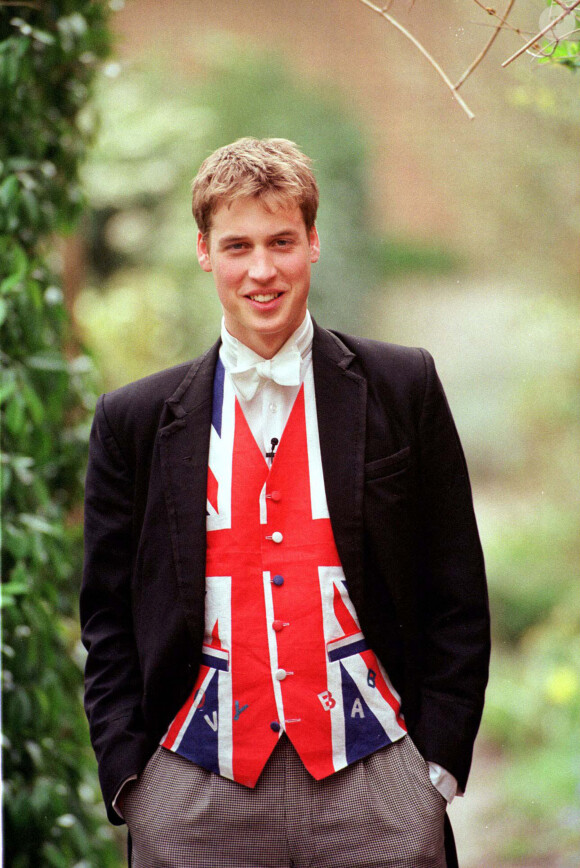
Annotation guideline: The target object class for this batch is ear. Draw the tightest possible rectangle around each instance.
[197,232,213,272]
[309,225,320,264]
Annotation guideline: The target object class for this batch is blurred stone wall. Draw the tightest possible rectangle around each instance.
[112,0,579,286]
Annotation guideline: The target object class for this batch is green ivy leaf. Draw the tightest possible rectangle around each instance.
[4,392,26,434]
[25,352,68,372]
[1,582,29,607]
[21,383,45,425]
[0,174,19,209]
[19,513,61,536]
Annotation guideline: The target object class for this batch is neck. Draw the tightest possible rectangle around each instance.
[223,312,310,360]
[243,334,290,359]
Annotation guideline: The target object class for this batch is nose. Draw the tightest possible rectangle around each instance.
[248,248,277,283]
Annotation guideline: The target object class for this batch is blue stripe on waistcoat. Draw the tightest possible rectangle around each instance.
[212,358,225,437]
[328,638,368,662]
[201,647,229,671]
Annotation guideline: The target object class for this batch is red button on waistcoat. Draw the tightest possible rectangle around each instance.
[269,490,281,502]
[272,620,285,632]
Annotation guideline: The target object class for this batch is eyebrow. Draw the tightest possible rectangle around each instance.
[217,228,301,248]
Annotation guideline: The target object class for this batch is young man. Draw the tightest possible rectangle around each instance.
[81,138,490,867]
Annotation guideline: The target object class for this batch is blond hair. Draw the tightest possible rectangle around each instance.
[192,137,319,236]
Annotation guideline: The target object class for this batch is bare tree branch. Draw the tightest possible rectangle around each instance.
[357,0,475,119]
[455,0,516,89]
[470,1,534,40]
[502,0,580,66]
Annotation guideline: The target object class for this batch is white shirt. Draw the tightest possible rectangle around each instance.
[219,311,313,460]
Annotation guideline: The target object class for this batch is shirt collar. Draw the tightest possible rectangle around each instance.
[220,310,313,374]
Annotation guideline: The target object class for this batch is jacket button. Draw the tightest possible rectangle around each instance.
[270,721,281,733]
[272,574,284,586]
[275,668,288,681]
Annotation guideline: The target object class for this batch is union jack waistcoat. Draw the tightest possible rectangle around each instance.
[161,360,407,786]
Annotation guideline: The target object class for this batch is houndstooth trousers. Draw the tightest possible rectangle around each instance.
[122,734,447,868]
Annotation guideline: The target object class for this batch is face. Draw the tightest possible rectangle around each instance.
[197,196,320,358]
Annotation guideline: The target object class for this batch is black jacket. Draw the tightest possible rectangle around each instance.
[81,322,490,830]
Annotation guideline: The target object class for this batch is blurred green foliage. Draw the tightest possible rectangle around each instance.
[476,293,580,861]
[373,238,460,279]
[485,504,577,644]
[538,2,580,70]
[1,3,121,865]
[75,42,456,388]
[482,592,580,862]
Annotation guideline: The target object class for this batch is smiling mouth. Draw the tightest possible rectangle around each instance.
[247,292,282,303]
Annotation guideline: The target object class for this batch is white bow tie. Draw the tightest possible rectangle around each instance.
[230,347,302,401]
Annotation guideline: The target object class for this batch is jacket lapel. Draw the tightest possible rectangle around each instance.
[158,341,220,642]
[312,323,367,613]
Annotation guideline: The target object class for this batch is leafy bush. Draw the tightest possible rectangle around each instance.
[482,594,580,862]
[476,291,580,860]
[485,503,577,645]
[1,3,121,865]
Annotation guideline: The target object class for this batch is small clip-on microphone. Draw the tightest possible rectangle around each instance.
[266,437,279,465]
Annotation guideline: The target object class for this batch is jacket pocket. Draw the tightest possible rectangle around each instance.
[364,446,411,481]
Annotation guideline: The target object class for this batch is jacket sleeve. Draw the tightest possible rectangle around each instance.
[412,349,490,792]
[80,394,151,825]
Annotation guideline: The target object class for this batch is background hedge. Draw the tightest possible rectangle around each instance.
[1,4,121,865]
